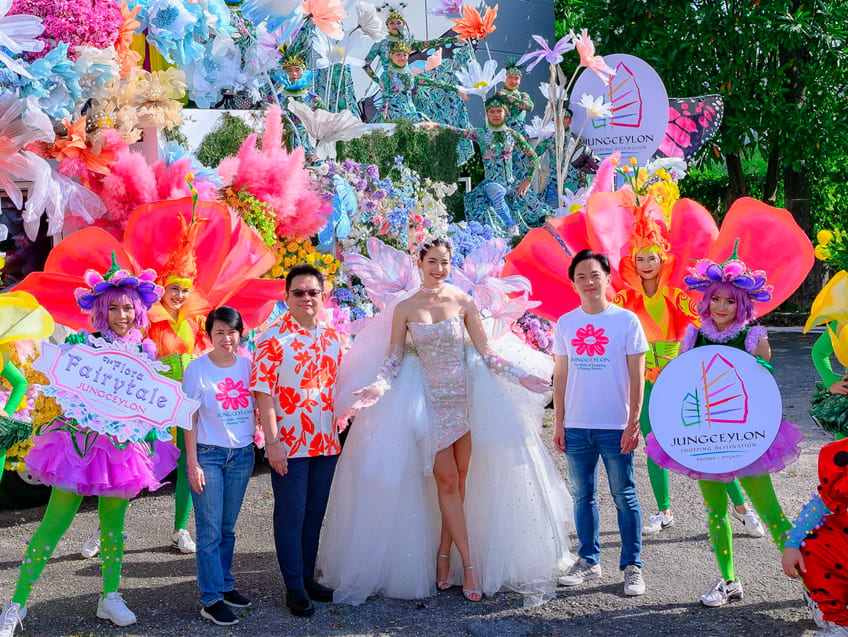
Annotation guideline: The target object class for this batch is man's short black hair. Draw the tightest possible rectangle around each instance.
[568,249,611,281]
[286,264,325,291]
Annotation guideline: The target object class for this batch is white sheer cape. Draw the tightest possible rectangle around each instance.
[320,302,575,607]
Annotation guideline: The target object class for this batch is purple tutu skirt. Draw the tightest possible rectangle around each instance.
[645,420,803,482]
[25,419,180,499]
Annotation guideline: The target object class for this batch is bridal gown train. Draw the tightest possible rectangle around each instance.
[318,316,575,607]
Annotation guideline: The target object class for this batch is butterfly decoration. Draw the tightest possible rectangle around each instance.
[654,95,724,162]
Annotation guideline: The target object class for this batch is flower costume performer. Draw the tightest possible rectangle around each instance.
[804,247,848,440]
[424,94,550,237]
[0,259,180,634]
[782,436,848,629]
[375,41,461,123]
[318,237,575,607]
[146,216,211,556]
[613,208,759,536]
[644,250,803,608]
[0,292,55,478]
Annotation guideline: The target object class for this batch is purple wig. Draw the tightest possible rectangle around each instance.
[90,286,150,334]
[695,280,755,329]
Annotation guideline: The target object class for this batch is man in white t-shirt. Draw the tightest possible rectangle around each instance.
[552,249,649,596]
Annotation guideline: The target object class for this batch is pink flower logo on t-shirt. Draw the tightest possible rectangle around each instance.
[572,324,609,356]
[216,378,251,410]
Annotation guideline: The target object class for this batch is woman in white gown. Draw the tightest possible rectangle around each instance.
[318,238,575,607]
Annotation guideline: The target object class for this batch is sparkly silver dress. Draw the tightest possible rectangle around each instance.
[320,317,575,606]
[408,316,470,450]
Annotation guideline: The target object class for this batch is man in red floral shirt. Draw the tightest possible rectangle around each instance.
[251,264,344,618]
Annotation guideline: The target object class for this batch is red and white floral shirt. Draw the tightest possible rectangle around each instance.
[250,312,344,458]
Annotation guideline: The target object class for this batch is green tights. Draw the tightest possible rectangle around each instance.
[699,475,790,582]
[12,488,128,606]
[640,381,746,511]
[174,427,190,531]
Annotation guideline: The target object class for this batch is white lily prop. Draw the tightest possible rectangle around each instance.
[455,59,505,98]
[287,98,369,159]
[0,0,45,77]
[538,81,567,103]
[354,1,387,41]
[578,93,612,119]
[525,115,554,140]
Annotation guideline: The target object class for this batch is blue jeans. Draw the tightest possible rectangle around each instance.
[271,454,338,590]
[190,444,255,607]
[565,428,642,570]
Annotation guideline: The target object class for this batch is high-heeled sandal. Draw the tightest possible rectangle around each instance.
[462,565,482,601]
[436,554,452,590]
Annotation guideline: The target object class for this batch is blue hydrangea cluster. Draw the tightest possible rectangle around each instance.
[448,221,497,267]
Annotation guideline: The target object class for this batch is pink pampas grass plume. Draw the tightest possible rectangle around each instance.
[218,105,330,239]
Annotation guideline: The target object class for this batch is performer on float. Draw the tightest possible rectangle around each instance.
[363,10,458,89]
[782,436,848,630]
[413,41,476,165]
[535,107,600,208]
[375,41,464,123]
[319,238,574,606]
[613,211,763,538]
[422,94,550,236]
[0,292,55,484]
[644,249,801,608]
[275,46,325,159]
[289,22,357,116]
[494,59,534,181]
[0,258,180,634]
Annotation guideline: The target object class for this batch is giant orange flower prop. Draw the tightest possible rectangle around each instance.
[301,0,347,40]
[51,117,115,177]
[115,1,142,78]
[451,3,498,40]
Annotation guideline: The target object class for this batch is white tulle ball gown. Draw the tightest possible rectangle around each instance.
[317,314,575,607]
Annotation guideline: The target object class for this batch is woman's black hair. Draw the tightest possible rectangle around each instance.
[418,237,452,260]
[568,249,611,281]
[205,305,244,337]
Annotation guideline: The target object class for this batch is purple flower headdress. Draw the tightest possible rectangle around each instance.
[683,241,773,303]
[74,253,164,312]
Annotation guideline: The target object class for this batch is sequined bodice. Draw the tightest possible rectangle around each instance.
[407,315,470,450]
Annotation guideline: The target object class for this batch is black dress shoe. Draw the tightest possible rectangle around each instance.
[286,588,315,617]
[304,579,334,603]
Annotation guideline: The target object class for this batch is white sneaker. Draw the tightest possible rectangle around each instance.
[732,508,766,538]
[700,578,744,607]
[623,565,646,596]
[0,602,26,637]
[81,532,100,559]
[643,511,674,535]
[557,558,602,586]
[804,587,835,629]
[96,592,137,627]
[172,529,196,554]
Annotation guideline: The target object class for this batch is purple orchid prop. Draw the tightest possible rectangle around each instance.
[429,0,464,15]
[683,258,773,303]
[517,34,575,72]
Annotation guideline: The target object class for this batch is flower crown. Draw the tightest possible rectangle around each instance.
[505,56,523,75]
[485,92,510,110]
[390,40,412,54]
[74,253,164,312]
[385,10,405,24]
[683,242,773,303]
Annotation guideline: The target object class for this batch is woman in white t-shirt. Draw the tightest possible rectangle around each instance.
[182,307,256,627]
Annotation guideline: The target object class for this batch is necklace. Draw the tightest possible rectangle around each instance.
[419,283,444,295]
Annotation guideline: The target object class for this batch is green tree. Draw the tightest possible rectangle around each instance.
[555,0,848,302]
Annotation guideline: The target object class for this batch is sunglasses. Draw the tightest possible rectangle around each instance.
[290,288,322,298]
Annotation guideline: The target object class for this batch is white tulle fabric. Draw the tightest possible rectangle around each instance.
[319,315,575,607]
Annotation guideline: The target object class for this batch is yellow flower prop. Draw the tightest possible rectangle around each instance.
[804,269,848,368]
[268,238,340,283]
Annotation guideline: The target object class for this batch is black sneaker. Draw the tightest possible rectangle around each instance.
[200,600,239,626]
[223,589,252,608]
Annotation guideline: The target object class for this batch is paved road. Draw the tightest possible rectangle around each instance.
[0,331,831,636]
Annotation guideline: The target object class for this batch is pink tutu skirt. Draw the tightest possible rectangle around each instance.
[25,419,180,498]
[645,420,803,482]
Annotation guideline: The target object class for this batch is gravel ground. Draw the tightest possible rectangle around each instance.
[0,331,830,636]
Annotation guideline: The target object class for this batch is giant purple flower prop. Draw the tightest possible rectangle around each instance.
[683,258,773,303]
[75,267,164,311]
[517,34,574,72]
[429,0,464,16]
